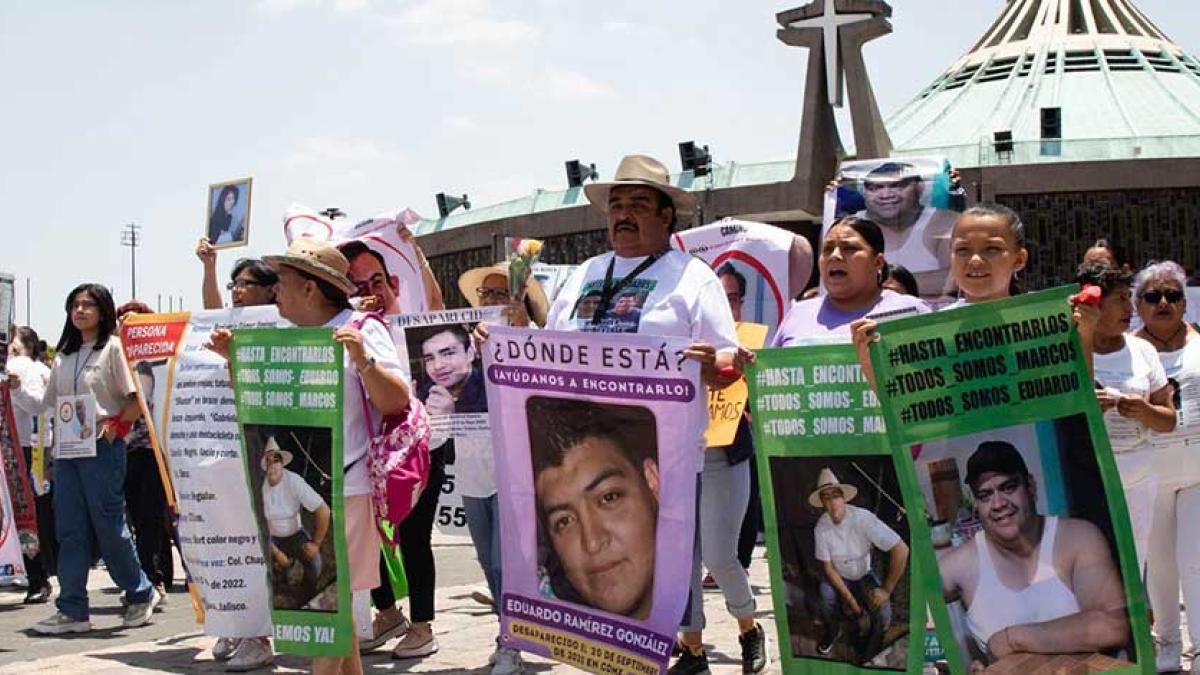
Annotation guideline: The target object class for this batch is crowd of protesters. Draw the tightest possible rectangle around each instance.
[4,153,1199,675]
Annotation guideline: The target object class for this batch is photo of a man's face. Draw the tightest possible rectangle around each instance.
[421,329,474,391]
[528,397,659,621]
[971,471,1035,544]
[863,176,922,225]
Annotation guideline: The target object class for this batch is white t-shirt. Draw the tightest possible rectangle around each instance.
[1152,334,1200,482]
[546,249,739,461]
[454,435,496,498]
[7,356,50,448]
[1094,335,1169,484]
[814,504,902,581]
[325,310,406,496]
[262,469,326,537]
[546,250,738,351]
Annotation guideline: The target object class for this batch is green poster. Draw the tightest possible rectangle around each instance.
[229,328,352,657]
[868,287,1152,675]
[748,344,924,674]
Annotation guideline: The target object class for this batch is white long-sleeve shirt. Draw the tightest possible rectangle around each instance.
[8,356,50,448]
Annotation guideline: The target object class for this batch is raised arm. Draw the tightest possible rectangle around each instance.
[197,238,224,310]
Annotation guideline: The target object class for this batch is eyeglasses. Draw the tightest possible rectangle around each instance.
[476,287,510,300]
[227,280,270,291]
[726,293,744,304]
[1141,289,1184,304]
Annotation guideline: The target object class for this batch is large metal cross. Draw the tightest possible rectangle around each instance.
[783,0,879,107]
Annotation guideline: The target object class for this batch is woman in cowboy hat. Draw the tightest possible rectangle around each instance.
[209,237,412,675]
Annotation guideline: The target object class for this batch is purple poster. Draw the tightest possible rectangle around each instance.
[484,327,702,675]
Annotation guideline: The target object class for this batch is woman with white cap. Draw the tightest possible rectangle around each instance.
[209,237,412,675]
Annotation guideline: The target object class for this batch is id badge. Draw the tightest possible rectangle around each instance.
[56,394,98,459]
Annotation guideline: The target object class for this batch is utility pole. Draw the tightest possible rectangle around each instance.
[120,223,140,299]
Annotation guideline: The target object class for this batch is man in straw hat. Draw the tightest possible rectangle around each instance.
[936,441,1128,669]
[260,436,330,592]
[811,467,908,659]
[536,154,761,674]
[458,260,549,328]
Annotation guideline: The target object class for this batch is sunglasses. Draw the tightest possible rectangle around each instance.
[1141,289,1184,304]
[476,287,510,299]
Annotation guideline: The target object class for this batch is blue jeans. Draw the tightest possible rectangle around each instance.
[54,437,152,620]
[816,566,892,629]
[463,493,501,608]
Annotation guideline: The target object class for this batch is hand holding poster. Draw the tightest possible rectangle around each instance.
[706,322,768,447]
[392,307,503,438]
[230,327,351,657]
[868,288,1150,675]
[824,157,959,301]
[484,327,701,675]
[748,344,920,673]
[207,178,253,249]
[283,204,432,315]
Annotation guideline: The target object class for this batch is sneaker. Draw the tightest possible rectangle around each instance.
[122,587,162,628]
[1157,639,1183,673]
[701,574,718,590]
[212,637,242,661]
[472,587,495,607]
[491,646,524,675]
[360,609,411,653]
[816,623,841,656]
[31,611,91,635]
[153,583,168,613]
[226,637,274,672]
[668,647,710,675]
[23,582,52,604]
[739,623,769,673]
[391,632,439,659]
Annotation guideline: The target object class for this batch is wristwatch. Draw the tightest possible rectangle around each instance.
[356,356,376,374]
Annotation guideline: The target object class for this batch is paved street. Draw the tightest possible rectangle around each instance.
[0,535,783,674]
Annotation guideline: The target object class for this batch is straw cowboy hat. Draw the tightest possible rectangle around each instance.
[808,468,858,508]
[584,154,696,219]
[457,262,550,327]
[264,237,356,296]
[260,436,294,471]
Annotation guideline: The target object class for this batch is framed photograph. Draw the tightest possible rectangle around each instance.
[206,177,253,249]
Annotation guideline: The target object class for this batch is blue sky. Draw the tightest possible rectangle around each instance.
[2,0,1197,339]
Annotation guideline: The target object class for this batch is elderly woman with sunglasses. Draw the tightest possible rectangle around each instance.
[1131,261,1200,673]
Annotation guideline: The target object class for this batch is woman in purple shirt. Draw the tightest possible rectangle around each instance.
[774,217,930,347]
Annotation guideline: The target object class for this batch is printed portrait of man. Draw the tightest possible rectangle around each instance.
[259,436,330,602]
[416,324,486,416]
[937,441,1129,669]
[849,161,957,296]
[340,240,401,316]
[527,397,659,621]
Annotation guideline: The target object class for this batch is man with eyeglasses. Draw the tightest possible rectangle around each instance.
[340,241,402,315]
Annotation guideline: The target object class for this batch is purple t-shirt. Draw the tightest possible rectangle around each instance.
[772,290,931,347]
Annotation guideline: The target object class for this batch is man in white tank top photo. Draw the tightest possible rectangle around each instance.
[937,442,1130,669]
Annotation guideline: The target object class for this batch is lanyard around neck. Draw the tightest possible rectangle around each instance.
[592,250,665,325]
[72,345,96,396]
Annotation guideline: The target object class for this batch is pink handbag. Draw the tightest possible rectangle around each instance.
[352,314,432,544]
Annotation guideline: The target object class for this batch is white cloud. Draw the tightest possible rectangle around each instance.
[601,20,634,34]
[256,0,319,12]
[382,0,538,48]
[440,114,479,132]
[284,135,403,167]
[333,0,369,11]
[541,67,613,102]
[455,59,514,87]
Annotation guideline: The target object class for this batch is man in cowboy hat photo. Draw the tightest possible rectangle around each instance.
[260,436,331,598]
[811,467,909,659]
[936,441,1128,669]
